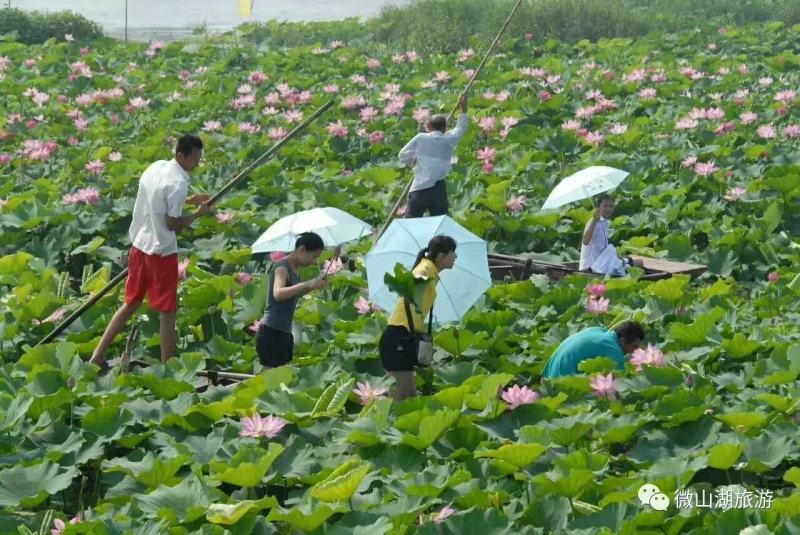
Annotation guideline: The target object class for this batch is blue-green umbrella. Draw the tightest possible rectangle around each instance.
[366,215,490,324]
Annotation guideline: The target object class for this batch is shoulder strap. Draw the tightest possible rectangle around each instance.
[427,306,433,335]
[403,298,417,336]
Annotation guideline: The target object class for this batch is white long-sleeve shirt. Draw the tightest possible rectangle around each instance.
[398,113,468,192]
[129,159,189,256]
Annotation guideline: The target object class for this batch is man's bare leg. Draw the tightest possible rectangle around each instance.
[89,301,141,366]
[159,311,177,362]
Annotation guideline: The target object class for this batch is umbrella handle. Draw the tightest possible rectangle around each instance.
[322,251,341,277]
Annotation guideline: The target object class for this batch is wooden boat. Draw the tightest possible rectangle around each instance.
[488,252,707,282]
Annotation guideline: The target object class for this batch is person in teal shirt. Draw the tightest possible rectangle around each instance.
[542,322,645,378]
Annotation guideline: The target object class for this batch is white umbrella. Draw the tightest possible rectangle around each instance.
[541,166,630,210]
[251,207,373,253]
[366,215,491,324]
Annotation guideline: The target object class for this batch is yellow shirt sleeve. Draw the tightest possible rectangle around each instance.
[387,260,439,332]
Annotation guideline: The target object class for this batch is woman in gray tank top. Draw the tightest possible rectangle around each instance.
[255,232,327,368]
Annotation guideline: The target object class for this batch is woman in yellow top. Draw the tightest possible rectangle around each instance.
[379,235,457,400]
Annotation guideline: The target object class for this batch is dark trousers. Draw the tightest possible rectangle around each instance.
[406,180,448,218]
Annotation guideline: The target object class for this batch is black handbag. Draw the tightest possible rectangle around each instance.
[403,298,434,367]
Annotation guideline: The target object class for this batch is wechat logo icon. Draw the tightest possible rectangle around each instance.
[638,484,670,511]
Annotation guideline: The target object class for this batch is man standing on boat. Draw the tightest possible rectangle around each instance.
[580,194,644,275]
[398,94,469,217]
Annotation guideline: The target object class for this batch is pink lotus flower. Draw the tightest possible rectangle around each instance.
[478,116,496,134]
[585,131,605,146]
[354,296,375,315]
[284,110,303,123]
[349,74,368,86]
[694,160,719,177]
[705,107,725,120]
[263,92,281,106]
[366,58,381,69]
[359,106,378,123]
[406,50,419,62]
[630,344,665,371]
[268,127,287,141]
[231,93,256,109]
[270,251,287,262]
[759,76,774,86]
[562,120,581,131]
[525,32,534,41]
[413,108,431,123]
[235,272,253,285]
[323,257,343,275]
[323,84,339,94]
[433,71,451,83]
[757,124,776,139]
[783,124,800,138]
[202,120,222,133]
[240,414,288,438]
[723,186,747,202]
[476,147,496,162]
[768,271,779,284]
[586,296,610,315]
[51,516,80,535]
[681,156,698,168]
[341,96,366,110]
[261,107,279,117]
[352,381,388,404]
[329,40,345,49]
[383,98,405,116]
[0,153,11,165]
[501,116,519,130]
[369,131,385,144]
[392,53,406,64]
[236,122,259,135]
[501,384,539,410]
[458,48,475,62]
[675,117,699,130]
[590,373,618,400]
[609,124,628,135]
[482,161,494,174]
[67,136,79,146]
[432,505,456,524]
[249,320,261,333]
[326,121,348,138]
[714,122,736,136]
[249,70,268,85]
[85,159,104,174]
[216,211,234,224]
[739,111,758,125]
[623,69,646,83]
[22,140,58,161]
[506,195,528,215]
[178,258,189,280]
[64,187,101,206]
[774,90,796,104]
[586,283,606,298]
[128,97,150,110]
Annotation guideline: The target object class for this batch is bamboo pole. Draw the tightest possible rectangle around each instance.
[375,0,526,240]
[36,100,334,346]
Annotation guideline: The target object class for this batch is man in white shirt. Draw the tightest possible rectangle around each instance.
[89,134,212,369]
[399,94,469,217]
[579,194,643,276]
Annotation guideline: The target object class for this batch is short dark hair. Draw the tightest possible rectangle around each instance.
[295,232,325,252]
[595,193,615,206]
[615,321,645,343]
[426,114,447,133]
[175,134,203,157]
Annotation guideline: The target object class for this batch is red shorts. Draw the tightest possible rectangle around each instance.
[124,247,178,312]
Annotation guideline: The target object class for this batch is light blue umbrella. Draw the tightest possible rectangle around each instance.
[366,215,491,324]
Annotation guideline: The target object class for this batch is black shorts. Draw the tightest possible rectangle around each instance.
[379,325,417,372]
[406,180,448,218]
[255,324,294,367]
